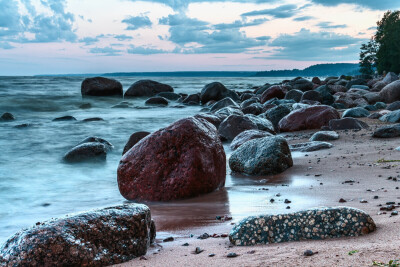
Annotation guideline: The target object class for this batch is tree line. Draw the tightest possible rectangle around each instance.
[360,11,400,75]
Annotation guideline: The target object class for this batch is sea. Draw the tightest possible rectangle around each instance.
[0,76,320,243]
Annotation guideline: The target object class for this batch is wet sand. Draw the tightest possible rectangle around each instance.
[120,118,400,266]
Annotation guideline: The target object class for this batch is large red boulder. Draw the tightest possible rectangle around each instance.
[260,85,286,104]
[117,117,226,201]
[278,105,340,132]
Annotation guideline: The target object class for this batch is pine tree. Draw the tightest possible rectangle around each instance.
[359,39,377,75]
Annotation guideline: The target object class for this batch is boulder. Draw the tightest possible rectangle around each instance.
[342,107,370,118]
[279,105,340,132]
[379,80,400,103]
[300,90,322,103]
[329,118,369,130]
[310,131,339,141]
[363,105,377,111]
[382,72,399,84]
[77,137,113,151]
[200,82,238,104]
[0,204,155,266]
[229,136,293,175]
[123,131,150,155]
[312,77,321,84]
[125,80,173,98]
[210,97,239,113]
[145,97,169,106]
[363,92,382,104]
[242,103,264,115]
[182,94,200,105]
[63,143,108,163]
[194,113,223,128]
[245,114,275,134]
[387,101,400,111]
[240,98,259,109]
[314,85,334,105]
[52,116,77,121]
[290,141,333,152]
[218,115,258,141]
[1,112,15,121]
[240,93,254,101]
[345,78,366,90]
[284,89,303,102]
[229,207,376,246]
[291,78,313,92]
[81,77,123,97]
[117,117,226,201]
[373,124,400,138]
[368,113,382,119]
[156,92,181,100]
[375,102,387,109]
[263,105,291,130]
[260,85,286,103]
[215,107,243,118]
[351,85,370,90]
[230,130,273,151]
[371,81,387,92]
[379,110,400,123]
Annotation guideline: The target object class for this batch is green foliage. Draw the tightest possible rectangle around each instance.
[348,250,359,255]
[360,10,400,74]
[372,259,400,266]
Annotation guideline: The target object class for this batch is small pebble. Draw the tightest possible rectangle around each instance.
[227,252,238,258]
[304,250,315,256]
[339,198,347,203]
[208,253,215,257]
[163,237,174,242]
[195,247,204,254]
[284,199,291,204]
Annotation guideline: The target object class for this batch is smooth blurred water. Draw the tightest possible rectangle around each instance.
[0,76,315,243]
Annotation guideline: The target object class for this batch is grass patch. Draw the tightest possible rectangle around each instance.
[372,259,400,266]
[348,250,359,255]
[377,158,400,163]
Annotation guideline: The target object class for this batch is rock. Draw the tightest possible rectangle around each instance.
[301,90,322,103]
[291,78,314,92]
[387,101,400,111]
[77,136,113,151]
[210,97,239,113]
[310,131,339,141]
[227,252,238,258]
[1,112,15,121]
[242,103,264,115]
[200,82,238,104]
[112,102,131,108]
[368,113,382,119]
[346,78,366,90]
[82,117,104,122]
[125,80,173,98]
[371,81,387,92]
[240,98,259,109]
[79,103,92,109]
[263,105,291,130]
[380,110,400,123]
[351,85,370,90]
[195,247,204,254]
[229,136,293,175]
[240,93,254,101]
[260,85,286,103]
[329,118,369,131]
[182,94,200,105]
[245,114,275,134]
[304,250,315,256]
[218,115,258,141]
[254,84,271,95]
[382,72,399,84]
[373,124,400,138]
[375,102,387,109]
[63,143,108,163]
[379,81,400,103]
[194,113,223,128]
[229,207,376,246]
[156,92,181,100]
[363,92,382,104]
[123,131,150,155]
[0,204,155,266]
[117,117,226,201]
[290,141,333,152]
[81,77,123,97]
[285,89,303,102]
[314,85,334,105]
[215,107,244,118]
[230,130,273,151]
[52,115,77,121]
[342,107,370,118]
[279,105,340,132]
[312,77,321,84]
[145,96,169,106]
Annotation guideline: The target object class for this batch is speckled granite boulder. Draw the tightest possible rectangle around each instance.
[310,131,339,141]
[218,115,258,141]
[229,207,376,246]
[229,136,292,175]
[122,131,150,155]
[290,141,333,152]
[230,130,273,151]
[0,204,156,266]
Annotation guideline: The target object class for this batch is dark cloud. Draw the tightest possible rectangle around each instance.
[309,0,399,10]
[293,16,315,21]
[115,34,133,41]
[267,28,365,60]
[241,4,299,18]
[316,22,348,29]
[214,18,268,30]
[89,46,122,56]
[127,45,168,54]
[122,15,152,30]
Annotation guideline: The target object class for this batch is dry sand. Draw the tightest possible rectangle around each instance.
[119,118,400,267]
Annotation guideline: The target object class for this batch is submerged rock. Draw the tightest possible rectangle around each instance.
[63,142,109,163]
[77,136,113,151]
[122,131,150,155]
[52,115,77,121]
[229,136,292,175]
[229,207,376,246]
[145,96,169,106]
[1,112,15,121]
[118,117,226,201]
[310,131,339,141]
[0,204,155,266]
[373,124,400,138]
[125,80,173,98]
[81,77,123,97]
[290,141,333,152]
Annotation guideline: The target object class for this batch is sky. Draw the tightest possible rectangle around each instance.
[0,0,399,75]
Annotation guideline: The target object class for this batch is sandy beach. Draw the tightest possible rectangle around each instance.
[120,118,400,267]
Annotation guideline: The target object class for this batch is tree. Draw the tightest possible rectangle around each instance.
[359,39,378,75]
[360,10,400,74]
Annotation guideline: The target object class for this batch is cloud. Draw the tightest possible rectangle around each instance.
[309,0,399,10]
[159,13,208,28]
[241,4,299,18]
[266,28,365,60]
[115,34,133,41]
[89,46,122,56]
[0,42,15,49]
[127,45,168,54]
[316,22,347,29]
[79,37,99,45]
[122,15,152,30]
[214,18,268,30]
[293,16,315,21]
